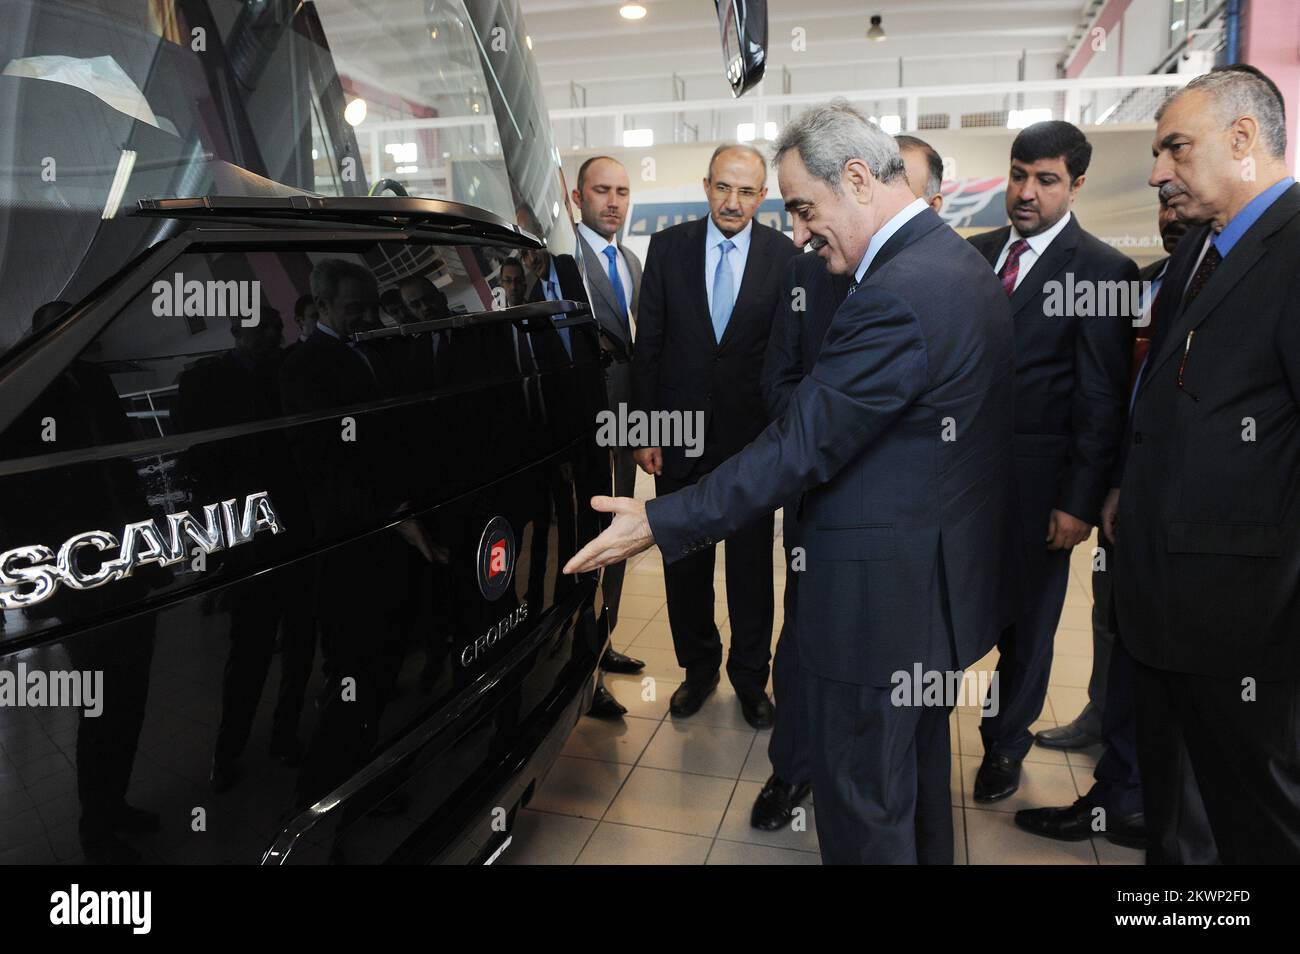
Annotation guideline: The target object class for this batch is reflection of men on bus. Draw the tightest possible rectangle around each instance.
[174,306,317,792]
[279,260,420,808]
[8,302,160,863]
[497,258,529,309]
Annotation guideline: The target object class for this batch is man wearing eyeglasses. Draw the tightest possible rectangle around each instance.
[630,144,797,726]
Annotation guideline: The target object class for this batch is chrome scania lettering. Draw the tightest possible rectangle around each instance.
[0,492,283,610]
[460,601,529,668]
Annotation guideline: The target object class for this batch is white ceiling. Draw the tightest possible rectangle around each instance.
[518,0,1100,108]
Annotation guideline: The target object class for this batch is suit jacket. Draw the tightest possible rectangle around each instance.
[969,216,1136,533]
[632,217,798,480]
[1130,257,1168,394]
[761,250,850,545]
[1115,183,1300,677]
[577,233,641,412]
[646,209,1017,686]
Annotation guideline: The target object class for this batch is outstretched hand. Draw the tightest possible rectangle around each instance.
[563,496,656,574]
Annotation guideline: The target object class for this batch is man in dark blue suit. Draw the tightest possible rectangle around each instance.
[565,101,1017,864]
[966,122,1137,803]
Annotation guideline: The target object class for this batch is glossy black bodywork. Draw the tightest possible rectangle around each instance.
[0,0,614,865]
[0,230,611,866]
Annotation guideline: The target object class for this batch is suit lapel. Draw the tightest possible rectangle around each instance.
[718,223,769,350]
[684,218,714,344]
[1008,216,1080,317]
[625,246,642,318]
[1141,186,1300,395]
[861,208,945,284]
[578,233,630,345]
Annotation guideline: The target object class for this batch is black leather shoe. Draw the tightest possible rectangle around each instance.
[80,830,142,865]
[669,673,719,718]
[209,758,245,795]
[1015,799,1146,849]
[587,684,627,720]
[1014,800,1096,841]
[1104,812,1148,850]
[601,647,645,675]
[750,774,811,831]
[738,690,775,729]
[114,804,160,834]
[973,753,1022,802]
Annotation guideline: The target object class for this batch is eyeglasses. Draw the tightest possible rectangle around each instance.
[710,183,762,201]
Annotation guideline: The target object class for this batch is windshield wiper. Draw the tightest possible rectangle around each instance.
[134,195,542,248]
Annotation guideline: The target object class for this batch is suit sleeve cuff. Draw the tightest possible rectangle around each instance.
[645,493,715,566]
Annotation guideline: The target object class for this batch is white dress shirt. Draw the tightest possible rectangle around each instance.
[853,198,928,285]
[578,220,635,336]
[992,209,1073,291]
[704,215,753,314]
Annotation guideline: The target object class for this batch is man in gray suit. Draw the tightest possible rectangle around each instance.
[571,155,645,710]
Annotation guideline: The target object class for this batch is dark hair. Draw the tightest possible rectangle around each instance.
[895,134,943,197]
[499,258,526,277]
[293,293,315,319]
[380,288,408,313]
[576,155,620,191]
[1010,120,1092,183]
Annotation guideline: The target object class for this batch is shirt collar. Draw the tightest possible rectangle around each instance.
[315,320,342,341]
[547,257,560,289]
[1011,209,1072,257]
[1214,177,1295,259]
[577,221,619,255]
[854,198,928,284]
[705,215,753,256]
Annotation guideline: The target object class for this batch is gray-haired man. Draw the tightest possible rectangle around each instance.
[565,101,1018,863]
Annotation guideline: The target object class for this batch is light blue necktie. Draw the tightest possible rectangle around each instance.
[602,246,629,331]
[711,238,736,343]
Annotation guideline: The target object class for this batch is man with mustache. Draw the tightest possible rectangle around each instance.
[566,101,1017,863]
[1111,65,1300,863]
[1036,193,1186,754]
[1015,196,1218,860]
[630,144,797,726]
[967,122,1137,804]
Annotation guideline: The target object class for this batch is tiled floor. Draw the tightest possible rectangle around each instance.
[503,469,1144,865]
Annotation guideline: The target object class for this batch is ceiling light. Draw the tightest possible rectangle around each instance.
[622,128,653,147]
[620,4,647,20]
[867,15,885,41]
[878,114,901,134]
[525,35,533,49]
[344,97,367,126]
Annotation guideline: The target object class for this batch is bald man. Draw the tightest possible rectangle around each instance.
[896,135,944,213]
[571,156,646,690]
[630,144,797,726]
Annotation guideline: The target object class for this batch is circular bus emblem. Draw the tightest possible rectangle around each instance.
[476,516,516,601]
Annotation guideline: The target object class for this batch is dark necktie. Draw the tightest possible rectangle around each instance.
[1180,243,1222,314]
[998,239,1030,296]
